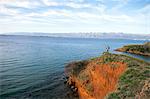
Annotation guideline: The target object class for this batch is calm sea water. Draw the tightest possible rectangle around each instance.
[0,35,149,99]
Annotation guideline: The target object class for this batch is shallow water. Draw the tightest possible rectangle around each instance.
[0,35,149,99]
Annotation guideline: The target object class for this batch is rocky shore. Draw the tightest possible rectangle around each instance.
[115,42,150,56]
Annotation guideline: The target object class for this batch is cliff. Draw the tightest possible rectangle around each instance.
[65,53,150,99]
[115,42,150,56]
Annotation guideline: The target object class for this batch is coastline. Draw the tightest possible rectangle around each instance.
[115,42,150,56]
[65,52,150,99]
[115,48,150,56]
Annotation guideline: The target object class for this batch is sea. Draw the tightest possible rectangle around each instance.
[0,35,149,99]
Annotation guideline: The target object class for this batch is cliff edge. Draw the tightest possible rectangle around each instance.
[65,53,150,99]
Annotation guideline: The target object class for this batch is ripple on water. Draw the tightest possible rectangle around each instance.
[0,36,149,99]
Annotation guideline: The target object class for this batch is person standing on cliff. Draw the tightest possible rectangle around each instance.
[106,46,110,52]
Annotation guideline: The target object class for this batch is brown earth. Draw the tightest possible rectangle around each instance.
[65,53,150,99]
[66,61,127,99]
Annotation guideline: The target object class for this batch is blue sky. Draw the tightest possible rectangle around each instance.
[0,0,149,34]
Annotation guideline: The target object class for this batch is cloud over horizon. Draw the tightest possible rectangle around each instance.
[0,0,149,34]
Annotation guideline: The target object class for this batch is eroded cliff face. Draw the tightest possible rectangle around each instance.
[88,62,126,99]
[66,56,127,99]
[65,53,127,99]
[65,53,150,99]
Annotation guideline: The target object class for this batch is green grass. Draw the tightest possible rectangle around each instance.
[120,42,150,54]
[70,60,89,76]
[68,52,150,98]
[105,53,150,99]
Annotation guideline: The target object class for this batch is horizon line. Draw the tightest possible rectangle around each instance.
[0,32,149,35]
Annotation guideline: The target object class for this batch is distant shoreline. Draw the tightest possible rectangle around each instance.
[115,49,150,56]
[0,34,150,41]
[115,42,150,56]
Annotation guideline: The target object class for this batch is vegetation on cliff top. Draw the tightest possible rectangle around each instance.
[66,52,150,99]
[115,42,150,56]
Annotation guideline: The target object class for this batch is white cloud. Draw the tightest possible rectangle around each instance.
[0,0,149,34]
[26,10,70,17]
[42,0,97,9]
[65,2,91,8]
[102,14,134,22]
[0,5,19,16]
[42,0,60,6]
[0,0,41,8]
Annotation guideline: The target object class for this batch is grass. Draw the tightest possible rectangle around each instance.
[116,42,150,55]
[67,52,150,99]
[104,53,150,99]
[70,60,89,76]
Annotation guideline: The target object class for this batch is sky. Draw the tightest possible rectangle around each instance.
[0,0,149,34]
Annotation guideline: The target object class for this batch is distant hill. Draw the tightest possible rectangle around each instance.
[115,42,150,56]
[0,32,150,40]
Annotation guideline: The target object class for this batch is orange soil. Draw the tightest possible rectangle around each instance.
[74,77,94,99]
[74,62,127,99]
